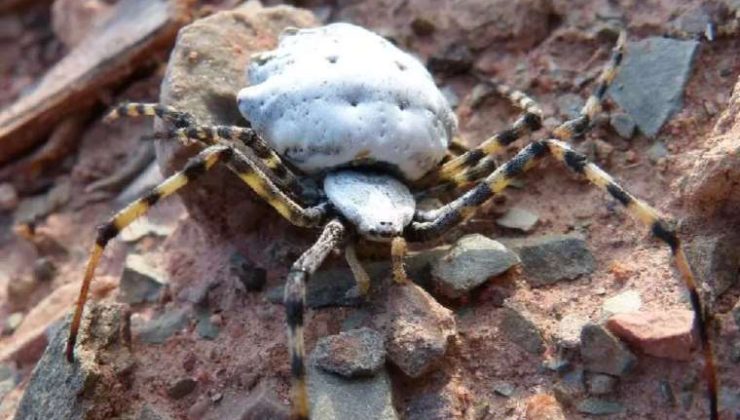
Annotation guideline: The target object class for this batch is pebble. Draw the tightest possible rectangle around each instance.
[576,398,625,415]
[686,233,740,300]
[608,37,699,137]
[493,382,516,397]
[586,373,618,395]
[553,369,585,405]
[33,257,57,282]
[119,254,166,304]
[195,307,220,340]
[3,312,24,335]
[496,207,539,232]
[609,112,636,139]
[500,303,545,355]
[431,234,519,299]
[427,43,474,76]
[167,378,197,399]
[646,141,669,163]
[308,357,398,420]
[580,323,636,376]
[410,16,436,36]
[230,252,267,292]
[404,384,464,420]
[385,282,456,378]
[504,234,596,287]
[313,327,385,378]
[606,309,694,361]
[555,314,589,349]
[556,93,585,120]
[0,183,18,211]
[135,306,190,344]
[672,6,712,38]
[601,289,642,317]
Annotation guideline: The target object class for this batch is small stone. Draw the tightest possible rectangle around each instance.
[386,282,456,378]
[587,373,618,395]
[404,382,468,419]
[601,289,642,316]
[135,306,190,344]
[556,93,584,120]
[555,314,589,349]
[410,16,436,36]
[672,6,711,37]
[496,207,539,232]
[167,378,197,399]
[606,309,694,361]
[494,382,516,397]
[500,303,545,355]
[0,183,18,211]
[3,312,24,335]
[686,233,740,301]
[119,254,166,304]
[341,309,370,331]
[580,323,636,376]
[195,307,220,340]
[576,398,625,415]
[313,327,385,378]
[33,258,57,282]
[659,380,677,406]
[230,252,267,292]
[431,234,519,299]
[646,141,669,163]
[504,234,596,287]
[238,383,289,420]
[608,37,699,137]
[308,358,398,420]
[427,43,474,76]
[609,112,636,139]
[525,394,566,420]
[553,369,585,406]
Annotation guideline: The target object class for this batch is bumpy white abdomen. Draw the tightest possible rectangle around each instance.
[236,23,457,181]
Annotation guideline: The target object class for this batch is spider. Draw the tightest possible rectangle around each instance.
[64,23,718,419]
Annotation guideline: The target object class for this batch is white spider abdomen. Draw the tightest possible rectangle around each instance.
[237,23,457,181]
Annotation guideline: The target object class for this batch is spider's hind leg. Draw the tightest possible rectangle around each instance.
[104,102,196,128]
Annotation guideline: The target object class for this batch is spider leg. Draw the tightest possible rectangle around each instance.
[345,242,371,296]
[406,139,718,419]
[391,236,409,284]
[432,31,627,190]
[285,219,345,420]
[67,145,327,362]
[105,102,305,196]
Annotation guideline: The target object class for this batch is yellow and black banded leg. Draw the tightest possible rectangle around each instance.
[104,102,196,128]
[552,30,626,141]
[285,219,345,420]
[407,139,718,419]
[155,125,304,196]
[66,145,230,361]
[391,236,409,284]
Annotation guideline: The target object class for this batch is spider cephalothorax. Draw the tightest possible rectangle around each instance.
[66,23,718,420]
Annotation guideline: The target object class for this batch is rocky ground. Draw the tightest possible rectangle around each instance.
[0,0,739,419]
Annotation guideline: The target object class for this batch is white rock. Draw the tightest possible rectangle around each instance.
[237,23,457,181]
[602,290,642,316]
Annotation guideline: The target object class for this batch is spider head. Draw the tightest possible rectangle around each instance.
[323,170,414,243]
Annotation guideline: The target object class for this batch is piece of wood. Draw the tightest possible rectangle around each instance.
[0,0,191,166]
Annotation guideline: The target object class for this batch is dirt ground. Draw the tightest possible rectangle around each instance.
[1,0,739,419]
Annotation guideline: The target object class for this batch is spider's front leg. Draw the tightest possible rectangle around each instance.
[285,219,345,420]
[406,139,718,419]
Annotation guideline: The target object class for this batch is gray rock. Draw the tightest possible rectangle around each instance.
[238,383,290,420]
[496,207,539,232]
[686,233,740,302]
[580,323,636,376]
[609,112,636,139]
[313,327,385,378]
[427,43,473,76]
[385,282,456,378]
[553,368,585,406]
[431,234,518,299]
[646,141,668,163]
[195,307,220,340]
[576,398,625,415]
[587,373,618,395]
[230,252,266,292]
[15,303,133,420]
[167,377,197,399]
[135,306,191,344]
[119,254,166,304]
[555,314,589,349]
[404,388,461,420]
[608,37,699,137]
[672,6,711,37]
[504,234,596,287]
[493,382,515,397]
[556,93,585,120]
[341,309,371,331]
[500,303,545,354]
[308,356,398,420]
